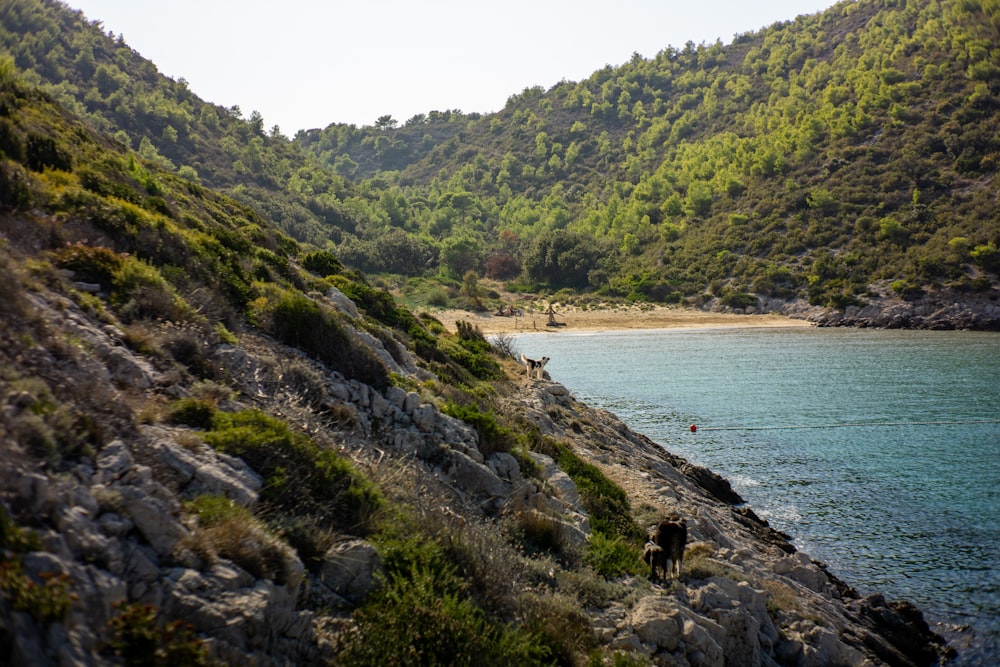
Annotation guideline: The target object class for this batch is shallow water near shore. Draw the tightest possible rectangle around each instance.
[515,327,1000,664]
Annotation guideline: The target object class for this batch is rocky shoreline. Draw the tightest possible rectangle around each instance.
[776,285,1000,331]
[1,273,961,665]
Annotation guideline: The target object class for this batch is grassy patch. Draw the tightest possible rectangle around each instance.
[535,438,644,543]
[170,401,383,535]
[185,495,296,584]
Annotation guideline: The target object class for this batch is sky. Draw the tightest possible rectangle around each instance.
[66,1,838,134]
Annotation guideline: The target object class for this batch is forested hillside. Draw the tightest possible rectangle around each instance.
[2,0,999,316]
[297,0,1000,309]
[0,0,368,249]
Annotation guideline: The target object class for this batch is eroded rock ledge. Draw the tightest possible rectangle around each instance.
[778,284,1000,331]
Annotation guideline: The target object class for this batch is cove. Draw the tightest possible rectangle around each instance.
[515,327,1000,664]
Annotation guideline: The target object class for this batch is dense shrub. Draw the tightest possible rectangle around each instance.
[0,560,75,622]
[202,409,382,533]
[108,602,218,667]
[300,249,343,277]
[584,532,644,578]
[340,538,551,667]
[441,401,514,456]
[166,397,216,430]
[437,337,504,381]
[50,243,124,286]
[719,289,758,310]
[112,257,194,322]
[254,287,389,390]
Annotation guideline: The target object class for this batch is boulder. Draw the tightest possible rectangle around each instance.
[145,428,263,506]
[115,474,188,557]
[628,595,682,651]
[105,346,154,389]
[319,539,382,604]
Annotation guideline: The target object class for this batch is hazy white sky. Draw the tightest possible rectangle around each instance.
[67,1,837,133]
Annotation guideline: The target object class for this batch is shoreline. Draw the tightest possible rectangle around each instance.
[424,304,815,335]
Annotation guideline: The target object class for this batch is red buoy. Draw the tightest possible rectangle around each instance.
[690,424,697,433]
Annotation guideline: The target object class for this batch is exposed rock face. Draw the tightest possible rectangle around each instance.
[779,283,1000,330]
[0,276,954,666]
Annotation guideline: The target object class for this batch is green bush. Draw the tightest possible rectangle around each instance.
[50,243,124,286]
[0,560,75,622]
[0,506,41,553]
[340,560,550,666]
[584,532,643,579]
[437,336,504,381]
[112,256,194,322]
[441,401,514,456]
[719,289,758,310]
[300,249,343,277]
[255,287,389,390]
[166,398,216,430]
[0,508,75,622]
[202,409,382,533]
[890,279,923,300]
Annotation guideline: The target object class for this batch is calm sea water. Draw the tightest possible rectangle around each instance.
[514,327,999,664]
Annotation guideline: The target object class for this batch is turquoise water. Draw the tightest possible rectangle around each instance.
[514,327,1000,663]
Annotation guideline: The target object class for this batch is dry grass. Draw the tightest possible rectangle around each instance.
[682,540,742,582]
[182,496,300,586]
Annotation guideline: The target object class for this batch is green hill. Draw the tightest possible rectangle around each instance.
[297,0,1000,308]
[2,0,998,317]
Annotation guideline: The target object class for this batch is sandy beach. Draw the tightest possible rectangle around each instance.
[424,304,814,335]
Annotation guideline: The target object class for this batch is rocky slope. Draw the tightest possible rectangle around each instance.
[797,283,1000,331]
[0,240,954,666]
[706,286,1000,332]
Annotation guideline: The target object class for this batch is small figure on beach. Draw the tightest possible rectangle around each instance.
[545,304,566,327]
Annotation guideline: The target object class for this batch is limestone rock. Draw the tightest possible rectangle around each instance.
[628,595,682,651]
[319,539,382,605]
[144,427,263,506]
[116,474,188,557]
[326,286,361,319]
[104,346,154,389]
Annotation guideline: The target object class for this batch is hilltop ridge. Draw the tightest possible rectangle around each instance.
[1,0,997,319]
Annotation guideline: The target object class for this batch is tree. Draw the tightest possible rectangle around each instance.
[484,253,521,280]
[441,235,483,277]
[375,115,397,131]
[462,271,484,310]
[522,230,611,289]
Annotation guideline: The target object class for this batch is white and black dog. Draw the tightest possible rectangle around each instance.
[520,353,550,380]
